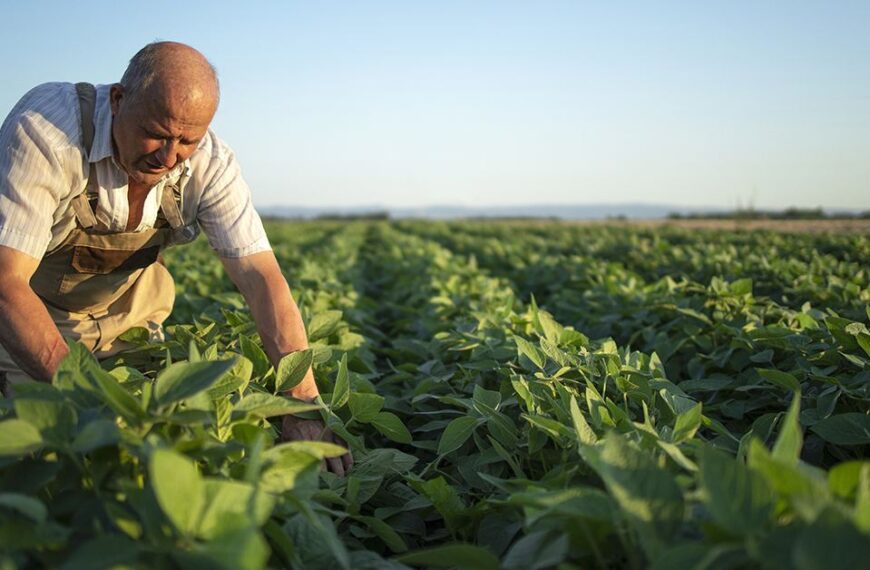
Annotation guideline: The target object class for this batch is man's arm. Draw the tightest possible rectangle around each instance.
[221,250,318,399]
[220,250,353,475]
[0,246,69,380]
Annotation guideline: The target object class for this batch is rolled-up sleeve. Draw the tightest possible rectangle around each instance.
[0,83,79,259]
[194,132,271,258]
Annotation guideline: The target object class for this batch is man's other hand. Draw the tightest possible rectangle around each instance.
[281,414,354,476]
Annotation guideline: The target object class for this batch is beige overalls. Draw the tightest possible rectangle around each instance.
[0,83,198,394]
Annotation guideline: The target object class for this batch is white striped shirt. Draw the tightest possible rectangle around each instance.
[0,82,271,259]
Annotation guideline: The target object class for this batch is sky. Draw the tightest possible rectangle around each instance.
[1,1,868,211]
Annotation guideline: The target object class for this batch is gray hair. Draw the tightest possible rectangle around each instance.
[119,42,220,102]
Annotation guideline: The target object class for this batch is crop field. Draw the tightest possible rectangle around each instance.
[1,220,869,569]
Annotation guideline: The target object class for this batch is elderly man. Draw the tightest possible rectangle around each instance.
[0,42,352,474]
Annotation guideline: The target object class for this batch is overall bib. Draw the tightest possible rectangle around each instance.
[0,83,197,394]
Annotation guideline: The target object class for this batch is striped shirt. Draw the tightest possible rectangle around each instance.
[0,82,271,259]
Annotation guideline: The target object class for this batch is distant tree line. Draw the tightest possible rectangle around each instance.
[314,211,391,221]
[668,207,870,220]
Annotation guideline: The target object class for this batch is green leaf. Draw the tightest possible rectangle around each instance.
[196,526,270,570]
[331,354,351,410]
[699,445,774,536]
[757,368,801,392]
[746,439,829,521]
[649,544,711,570]
[793,508,870,570]
[485,410,520,450]
[90,368,148,425]
[523,414,574,442]
[72,420,120,453]
[438,416,479,455]
[810,413,870,445]
[397,544,499,570]
[307,310,343,341]
[536,310,565,344]
[355,516,408,553]
[671,402,702,443]
[0,493,47,523]
[109,366,148,385]
[197,479,275,540]
[239,335,270,379]
[511,375,535,412]
[207,374,247,400]
[285,512,351,570]
[63,536,140,570]
[233,393,321,419]
[728,278,753,296]
[348,393,384,423]
[0,419,43,456]
[264,519,296,567]
[269,440,349,459]
[828,461,870,499]
[149,448,204,536]
[155,359,235,406]
[472,385,501,412]
[259,449,321,495]
[515,337,546,370]
[13,398,76,445]
[582,433,684,558]
[227,354,254,383]
[856,333,870,359]
[118,326,150,344]
[371,412,412,444]
[772,392,803,464]
[413,477,467,534]
[502,530,569,570]
[188,339,202,362]
[275,349,314,394]
[569,395,598,445]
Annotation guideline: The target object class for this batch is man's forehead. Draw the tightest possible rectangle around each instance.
[135,85,216,126]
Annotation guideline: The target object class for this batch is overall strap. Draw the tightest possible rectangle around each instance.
[159,184,185,229]
[158,165,190,230]
[71,83,98,229]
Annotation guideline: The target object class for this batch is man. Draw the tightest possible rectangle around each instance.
[0,42,352,475]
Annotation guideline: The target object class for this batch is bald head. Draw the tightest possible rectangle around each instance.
[109,42,220,186]
[120,41,219,113]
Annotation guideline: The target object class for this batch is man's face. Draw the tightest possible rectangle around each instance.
[109,83,215,187]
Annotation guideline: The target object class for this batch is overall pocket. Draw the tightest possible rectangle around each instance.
[70,245,161,274]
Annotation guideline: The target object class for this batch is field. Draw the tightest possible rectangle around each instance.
[1,220,869,569]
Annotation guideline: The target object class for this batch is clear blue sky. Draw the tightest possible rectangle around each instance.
[2,1,868,210]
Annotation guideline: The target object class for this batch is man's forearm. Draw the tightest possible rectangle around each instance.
[234,257,319,401]
[0,284,68,381]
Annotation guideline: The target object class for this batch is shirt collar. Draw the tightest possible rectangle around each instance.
[89,84,115,163]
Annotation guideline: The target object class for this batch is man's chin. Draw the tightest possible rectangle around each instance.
[130,170,165,187]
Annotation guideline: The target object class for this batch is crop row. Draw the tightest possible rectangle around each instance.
[0,221,867,569]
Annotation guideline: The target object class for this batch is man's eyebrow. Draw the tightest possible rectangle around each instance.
[143,124,170,137]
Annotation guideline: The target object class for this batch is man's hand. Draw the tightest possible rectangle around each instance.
[281,414,354,476]
[221,252,354,474]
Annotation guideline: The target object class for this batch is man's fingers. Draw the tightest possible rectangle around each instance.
[286,421,352,476]
[328,432,353,474]
[326,456,345,477]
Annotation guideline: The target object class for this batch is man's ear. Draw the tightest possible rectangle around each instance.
[109,84,124,115]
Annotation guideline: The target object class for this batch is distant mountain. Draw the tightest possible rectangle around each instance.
[257,203,727,220]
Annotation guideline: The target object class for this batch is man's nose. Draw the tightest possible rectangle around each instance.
[155,139,180,169]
